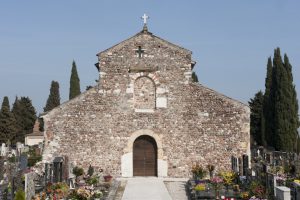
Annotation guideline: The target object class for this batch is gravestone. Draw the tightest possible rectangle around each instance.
[292,182,300,200]
[231,156,238,172]
[16,142,24,156]
[276,186,291,200]
[1,143,6,157]
[44,163,53,184]
[238,157,243,175]
[0,157,4,179]
[19,155,28,171]
[11,149,17,156]
[53,157,64,183]
[266,172,276,197]
[295,157,300,177]
[242,154,249,176]
[266,153,272,164]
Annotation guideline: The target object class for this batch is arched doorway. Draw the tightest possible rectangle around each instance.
[133,135,157,176]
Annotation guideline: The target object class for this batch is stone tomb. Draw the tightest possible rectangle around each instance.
[41,25,250,178]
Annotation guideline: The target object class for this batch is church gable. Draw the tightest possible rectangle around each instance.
[96,29,194,83]
[97,30,191,59]
[41,23,250,178]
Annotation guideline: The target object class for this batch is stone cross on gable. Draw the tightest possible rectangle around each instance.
[135,46,145,58]
[141,13,149,25]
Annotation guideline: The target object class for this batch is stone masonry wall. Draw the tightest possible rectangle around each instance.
[42,29,250,178]
[134,76,155,110]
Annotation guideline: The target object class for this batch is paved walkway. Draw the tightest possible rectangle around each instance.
[121,177,172,200]
[165,181,188,200]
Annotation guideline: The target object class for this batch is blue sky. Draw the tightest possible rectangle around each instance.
[0,1,299,114]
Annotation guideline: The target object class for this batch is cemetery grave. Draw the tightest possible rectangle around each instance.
[29,156,118,200]
[251,146,300,199]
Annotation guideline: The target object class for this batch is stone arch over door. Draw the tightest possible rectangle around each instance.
[121,129,168,177]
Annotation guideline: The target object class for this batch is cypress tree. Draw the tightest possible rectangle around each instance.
[0,97,17,144]
[271,48,299,151]
[12,97,37,142]
[44,81,61,112]
[263,57,274,147]
[249,91,265,146]
[283,54,299,151]
[192,71,199,82]
[12,97,22,142]
[69,60,81,100]
[297,135,300,154]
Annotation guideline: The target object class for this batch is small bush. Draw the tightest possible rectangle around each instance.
[73,166,84,177]
[88,165,94,176]
[27,156,42,167]
[191,163,207,179]
[14,189,25,200]
[87,176,98,185]
[8,155,16,163]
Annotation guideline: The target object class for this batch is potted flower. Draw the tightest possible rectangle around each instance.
[92,190,103,200]
[73,166,84,182]
[240,191,249,200]
[276,175,286,186]
[232,184,240,192]
[46,182,69,199]
[87,175,99,186]
[104,175,113,182]
[249,181,267,199]
[207,164,215,179]
[77,187,91,199]
[194,183,206,191]
[191,163,207,181]
[211,176,223,199]
[220,171,235,192]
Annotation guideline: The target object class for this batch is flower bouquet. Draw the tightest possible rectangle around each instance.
[191,163,207,180]
[104,175,113,182]
[211,176,223,199]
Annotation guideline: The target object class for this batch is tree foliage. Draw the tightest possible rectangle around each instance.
[263,57,274,147]
[12,97,37,142]
[259,48,299,152]
[192,71,199,83]
[272,50,299,151]
[0,97,17,144]
[249,91,264,146]
[69,60,81,100]
[44,81,60,112]
[14,189,25,200]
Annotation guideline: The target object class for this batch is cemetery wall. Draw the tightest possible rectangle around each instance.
[25,172,36,200]
[42,29,250,177]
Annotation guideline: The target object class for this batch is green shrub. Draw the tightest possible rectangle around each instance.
[8,155,16,163]
[87,176,98,185]
[14,189,25,200]
[27,156,42,167]
[88,165,94,176]
[191,163,207,179]
[73,166,84,177]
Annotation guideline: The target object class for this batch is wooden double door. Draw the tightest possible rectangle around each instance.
[133,135,157,176]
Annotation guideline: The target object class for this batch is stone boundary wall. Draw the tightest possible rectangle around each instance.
[25,172,36,200]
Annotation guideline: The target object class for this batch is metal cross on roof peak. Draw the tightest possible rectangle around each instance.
[141,13,149,25]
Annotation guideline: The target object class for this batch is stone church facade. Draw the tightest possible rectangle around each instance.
[42,25,250,178]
